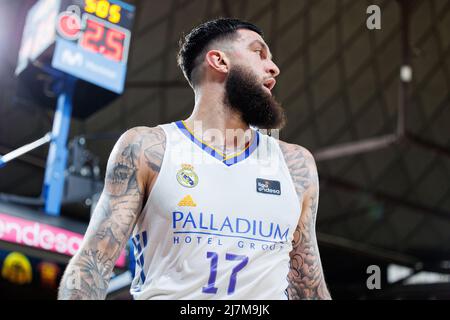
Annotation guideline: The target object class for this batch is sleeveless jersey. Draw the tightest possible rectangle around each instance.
[130,121,301,300]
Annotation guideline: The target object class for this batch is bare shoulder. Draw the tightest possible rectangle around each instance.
[120,126,166,147]
[106,126,166,195]
[278,140,315,164]
[120,126,167,172]
[277,140,318,198]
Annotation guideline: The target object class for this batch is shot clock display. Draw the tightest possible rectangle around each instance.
[16,0,135,118]
[80,15,127,62]
[52,0,135,93]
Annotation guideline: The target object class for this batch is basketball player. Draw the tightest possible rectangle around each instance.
[58,18,331,300]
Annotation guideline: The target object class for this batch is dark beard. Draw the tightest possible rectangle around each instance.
[224,65,286,130]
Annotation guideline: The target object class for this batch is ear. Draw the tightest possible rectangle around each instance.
[205,50,230,75]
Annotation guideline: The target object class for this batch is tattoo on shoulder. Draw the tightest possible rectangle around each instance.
[279,142,315,199]
[106,140,142,196]
[143,127,166,173]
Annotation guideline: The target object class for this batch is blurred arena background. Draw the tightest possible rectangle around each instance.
[0,0,449,300]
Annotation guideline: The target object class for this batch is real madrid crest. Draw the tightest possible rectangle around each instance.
[176,164,199,188]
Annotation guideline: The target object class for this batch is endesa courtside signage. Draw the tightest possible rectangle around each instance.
[0,213,126,268]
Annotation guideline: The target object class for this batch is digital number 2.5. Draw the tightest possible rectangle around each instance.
[202,252,249,295]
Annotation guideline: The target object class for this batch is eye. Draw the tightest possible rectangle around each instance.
[255,49,264,57]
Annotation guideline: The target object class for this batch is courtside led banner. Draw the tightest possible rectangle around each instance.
[0,213,126,268]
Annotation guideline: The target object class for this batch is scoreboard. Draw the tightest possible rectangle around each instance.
[53,0,135,93]
[16,0,136,115]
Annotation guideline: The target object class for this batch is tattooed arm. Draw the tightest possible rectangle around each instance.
[58,126,166,300]
[279,142,331,300]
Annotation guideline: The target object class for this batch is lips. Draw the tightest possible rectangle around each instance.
[263,78,276,92]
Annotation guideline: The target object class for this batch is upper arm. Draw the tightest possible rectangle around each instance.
[279,142,331,300]
[58,126,165,299]
[81,128,148,264]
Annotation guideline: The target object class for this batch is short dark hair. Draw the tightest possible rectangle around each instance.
[177,18,263,86]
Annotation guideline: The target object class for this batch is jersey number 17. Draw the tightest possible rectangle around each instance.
[202,251,249,295]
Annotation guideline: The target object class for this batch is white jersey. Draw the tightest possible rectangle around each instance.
[130,121,301,300]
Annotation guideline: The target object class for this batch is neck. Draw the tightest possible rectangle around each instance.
[183,85,253,154]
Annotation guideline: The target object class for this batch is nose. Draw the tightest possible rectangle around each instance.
[267,60,280,78]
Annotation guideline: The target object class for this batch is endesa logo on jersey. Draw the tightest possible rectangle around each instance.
[256,179,281,196]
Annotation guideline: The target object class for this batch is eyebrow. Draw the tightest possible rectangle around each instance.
[249,40,273,60]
